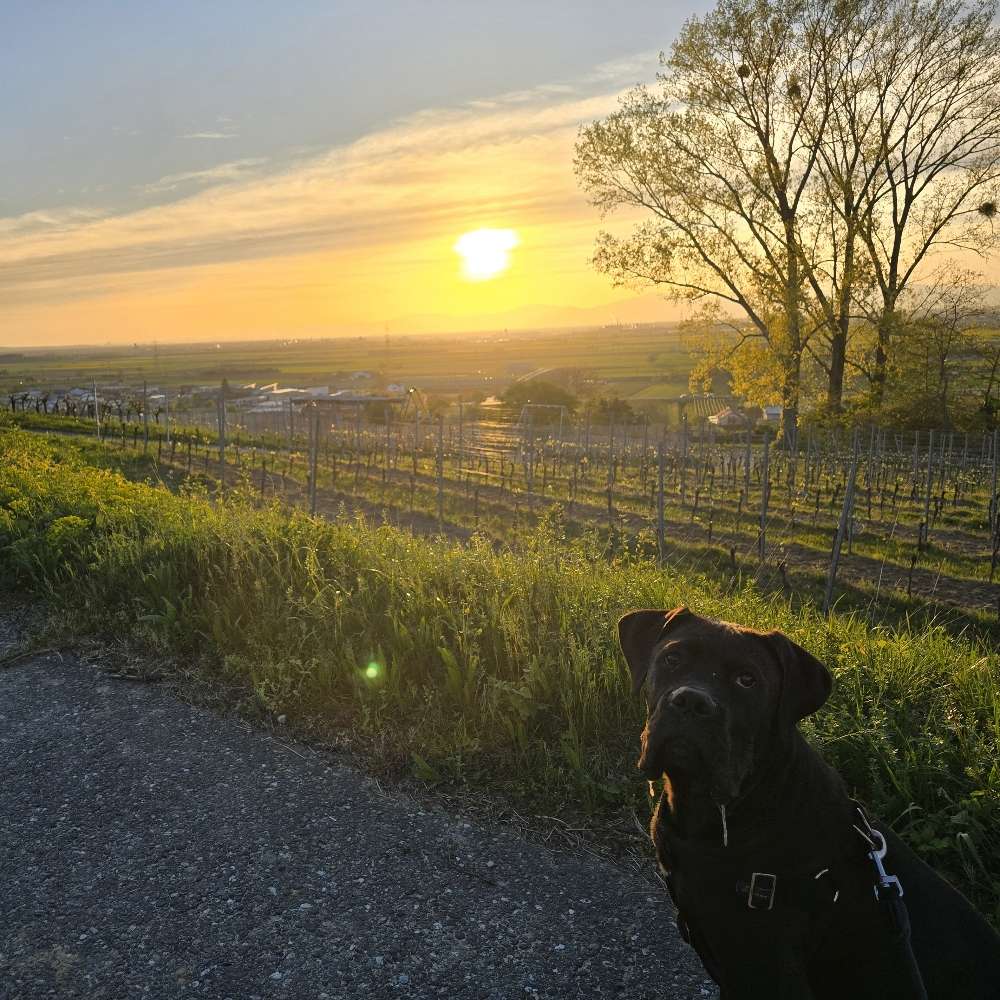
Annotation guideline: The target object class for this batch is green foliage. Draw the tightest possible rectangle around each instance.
[501,379,578,413]
[583,395,639,425]
[2,426,998,922]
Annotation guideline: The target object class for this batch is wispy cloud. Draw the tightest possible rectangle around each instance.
[180,130,238,140]
[0,206,107,238]
[138,158,266,195]
[180,118,240,141]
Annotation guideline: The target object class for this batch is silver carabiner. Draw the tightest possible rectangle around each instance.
[868,829,904,900]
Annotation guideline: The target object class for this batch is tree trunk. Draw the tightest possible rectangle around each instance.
[872,294,899,407]
[827,324,847,412]
[871,331,888,404]
[827,220,855,413]
[783,219,803,448]
[781,353,801,449]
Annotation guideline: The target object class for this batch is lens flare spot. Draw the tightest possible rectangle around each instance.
[365,662,381,680]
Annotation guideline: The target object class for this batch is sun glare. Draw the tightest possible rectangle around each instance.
[454,228,519,281]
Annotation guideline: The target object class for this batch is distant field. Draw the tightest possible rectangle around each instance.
[0,324,693,401]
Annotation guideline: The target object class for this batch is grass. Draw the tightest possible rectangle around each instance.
[1,425,999,924]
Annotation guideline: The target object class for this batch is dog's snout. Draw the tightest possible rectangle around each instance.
[667,685,719,719]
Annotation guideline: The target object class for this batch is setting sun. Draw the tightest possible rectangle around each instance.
[454,228,519,281]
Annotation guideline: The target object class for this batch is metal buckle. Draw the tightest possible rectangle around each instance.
[868,830,904,901]
[748,872,777,910]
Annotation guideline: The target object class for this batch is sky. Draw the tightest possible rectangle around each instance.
[0,1,713,347]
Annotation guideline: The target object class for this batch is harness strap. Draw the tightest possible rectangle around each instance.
[661,801,929,1000]
[732,863,851,911]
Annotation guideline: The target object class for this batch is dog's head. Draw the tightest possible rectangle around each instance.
[618,607,830,806]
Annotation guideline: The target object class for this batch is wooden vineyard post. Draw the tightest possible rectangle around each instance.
[436,415,444,527]
[557,408,565,476]
[823,430,860,616]
[217,384,227,492]
[788,422,797,490]
[164,388,171,447]
[922,429,934,546]
[457,401,464,479]
[142,381,149,455]
[607,418,616,535]
[93,381,101,441]
[413,407,420,475]
[681,414,689,507]
[308,407,319,515]
[384,409,392,485]
[526,412,535,494]
[758,435,769,562]
[991,428,999,531]
[641,417,649,491]
[743,426,752,524]
[656,441,665,567]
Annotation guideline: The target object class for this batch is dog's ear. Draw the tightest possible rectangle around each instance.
[762,630,831,725]
[618,606,692,696]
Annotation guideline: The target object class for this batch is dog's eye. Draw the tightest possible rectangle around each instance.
[735,672,757,689]
[662,652,680,668]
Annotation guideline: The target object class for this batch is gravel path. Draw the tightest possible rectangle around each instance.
[0,638,715,999]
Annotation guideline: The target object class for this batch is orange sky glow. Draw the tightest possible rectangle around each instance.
[0,72,677,347]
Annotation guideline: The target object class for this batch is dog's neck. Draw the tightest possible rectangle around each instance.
[658,728,847,852]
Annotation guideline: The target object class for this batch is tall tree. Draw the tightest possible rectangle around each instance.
[578,0,1000,428]
[851,0,1000,405]
[797,0,890,412]
[575,0,836,443]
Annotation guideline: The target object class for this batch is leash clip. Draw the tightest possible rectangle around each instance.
[747,872,777,910]
[868,829,904,901]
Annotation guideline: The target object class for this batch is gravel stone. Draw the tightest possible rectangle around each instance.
[0,645,716,999]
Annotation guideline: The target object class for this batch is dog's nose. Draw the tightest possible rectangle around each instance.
[667,686,719,719]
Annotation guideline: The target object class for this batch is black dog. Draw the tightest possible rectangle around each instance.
[618,606,1000,999]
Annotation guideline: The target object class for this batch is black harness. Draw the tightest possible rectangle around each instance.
[662,801,928,999]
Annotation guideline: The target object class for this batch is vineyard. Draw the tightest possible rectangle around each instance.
[1,422,998,925]
[11,396,1000,624]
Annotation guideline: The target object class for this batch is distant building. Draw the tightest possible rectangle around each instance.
[708,407,750,429]
[678,393,736,420]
